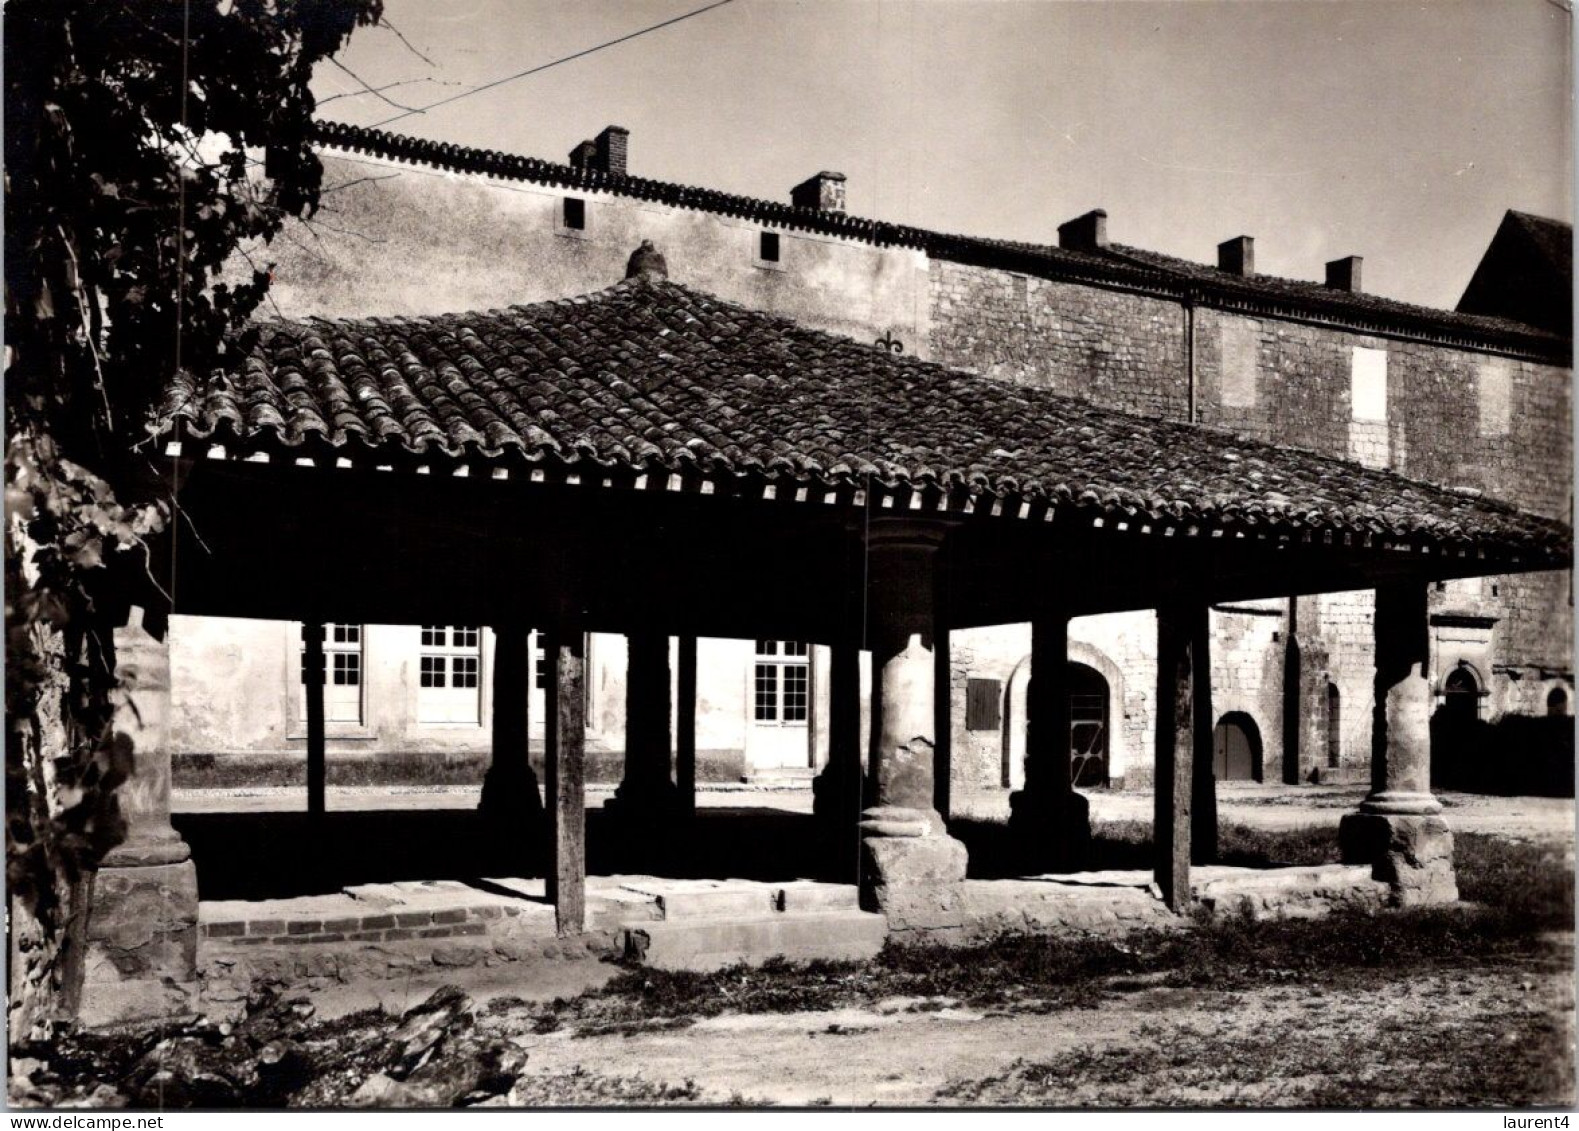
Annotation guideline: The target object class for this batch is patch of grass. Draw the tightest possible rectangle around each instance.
[934,1005,1573,1107]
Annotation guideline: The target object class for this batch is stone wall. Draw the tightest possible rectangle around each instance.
[251,152,932,359]
[929,261,1187,418]
[1208,602,1288,781]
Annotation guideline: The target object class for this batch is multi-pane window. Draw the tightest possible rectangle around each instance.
[418,625,482,724]
[753,640,809,724]
[299,623,363,725]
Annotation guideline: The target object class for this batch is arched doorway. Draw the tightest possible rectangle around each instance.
[1212,712,1262,782]
[1443,666,1481,723]
[1011,661,1112,789]
[1067,663,1110,788]
[1547,686,1569,717]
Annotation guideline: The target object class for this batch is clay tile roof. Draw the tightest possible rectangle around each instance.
[156,278,1571,564]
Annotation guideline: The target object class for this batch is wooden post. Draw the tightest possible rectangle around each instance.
[1191,610,1218,864]
[302,621,326,819]
[676,635,697,820]
[545,627,586,936]
[933,619,952,820]
[1154,603,1204,911]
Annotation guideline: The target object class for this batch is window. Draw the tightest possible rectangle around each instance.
[1478,357,1512,437]
[753,640,809,724]
[562,197,586,231]
[965,678,1002,731]
[300,623,364,725]
[1218,321,1259,409]
[1326,682,1341,768]
[1350,347,1388,421]
[418,625,482,724]
[759,231,780,263]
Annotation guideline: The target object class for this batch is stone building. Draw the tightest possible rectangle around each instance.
[170,123,1573,801]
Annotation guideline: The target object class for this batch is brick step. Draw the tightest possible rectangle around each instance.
[623,909,888,972]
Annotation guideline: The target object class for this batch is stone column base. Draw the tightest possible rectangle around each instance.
[1006,789,1092,874]
[1339,812,1458,907]
[80,855,199,1028]
[604,780,681,824]
[478,761,545,825]
[859,807,968,924]
[811,763,870,827]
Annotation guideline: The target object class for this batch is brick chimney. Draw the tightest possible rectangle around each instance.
[790,172,847,214]
[1325,255,1363,293]
[1218,236,1255,276]
[568,125,630,175]
[1057,209,1109,251]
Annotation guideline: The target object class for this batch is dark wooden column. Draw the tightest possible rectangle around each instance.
[544,627,586,936]
[933,619,953,820]
[302,621,326,819]
[676,634,697,821]
[479,625,544,824]
[1190,610,1218,864]
[1154,603,1206,911]
[813,641,864,828]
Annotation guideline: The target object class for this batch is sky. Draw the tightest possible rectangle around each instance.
[316,0,1573,311]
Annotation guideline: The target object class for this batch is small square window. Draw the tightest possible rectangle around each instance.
[420,656,446,688]
[421,625,444,647]
[453,656,479,689]
[759,231,780,263]
[563,197,586,231]
[455,626,479,648]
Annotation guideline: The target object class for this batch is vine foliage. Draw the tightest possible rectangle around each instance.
[5,0,383,1034]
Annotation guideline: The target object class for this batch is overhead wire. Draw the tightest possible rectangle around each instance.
[366,0,737,130]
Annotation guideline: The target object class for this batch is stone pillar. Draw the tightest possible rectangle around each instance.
[544,628,587,936]
[80,609,199,1027]
[1340,584,1457,905]
[607,632,678,819]
[812,642,866,828]
[1007,614,1092,872]
[858,522,968,921]
[1154,603,1204,912]
[479,627,545,825]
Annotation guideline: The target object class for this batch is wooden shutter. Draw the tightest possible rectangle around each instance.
[965,678,1002,731]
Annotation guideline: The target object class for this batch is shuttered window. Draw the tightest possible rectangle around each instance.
[965,678,1002,731]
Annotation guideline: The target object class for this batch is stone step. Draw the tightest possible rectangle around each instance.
[618,879,778,920]
[623,909,888,972]
[776,880,860,913]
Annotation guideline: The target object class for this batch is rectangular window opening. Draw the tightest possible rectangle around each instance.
[759,231,780,263]
[418,624,481,724]
[562,197,586,231]
[965,678,1002,731]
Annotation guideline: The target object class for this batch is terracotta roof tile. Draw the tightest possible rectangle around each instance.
[157,278,1570,563]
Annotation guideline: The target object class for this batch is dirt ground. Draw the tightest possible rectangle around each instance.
[494,964,1574,1107]
[150,784,1574,1108]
